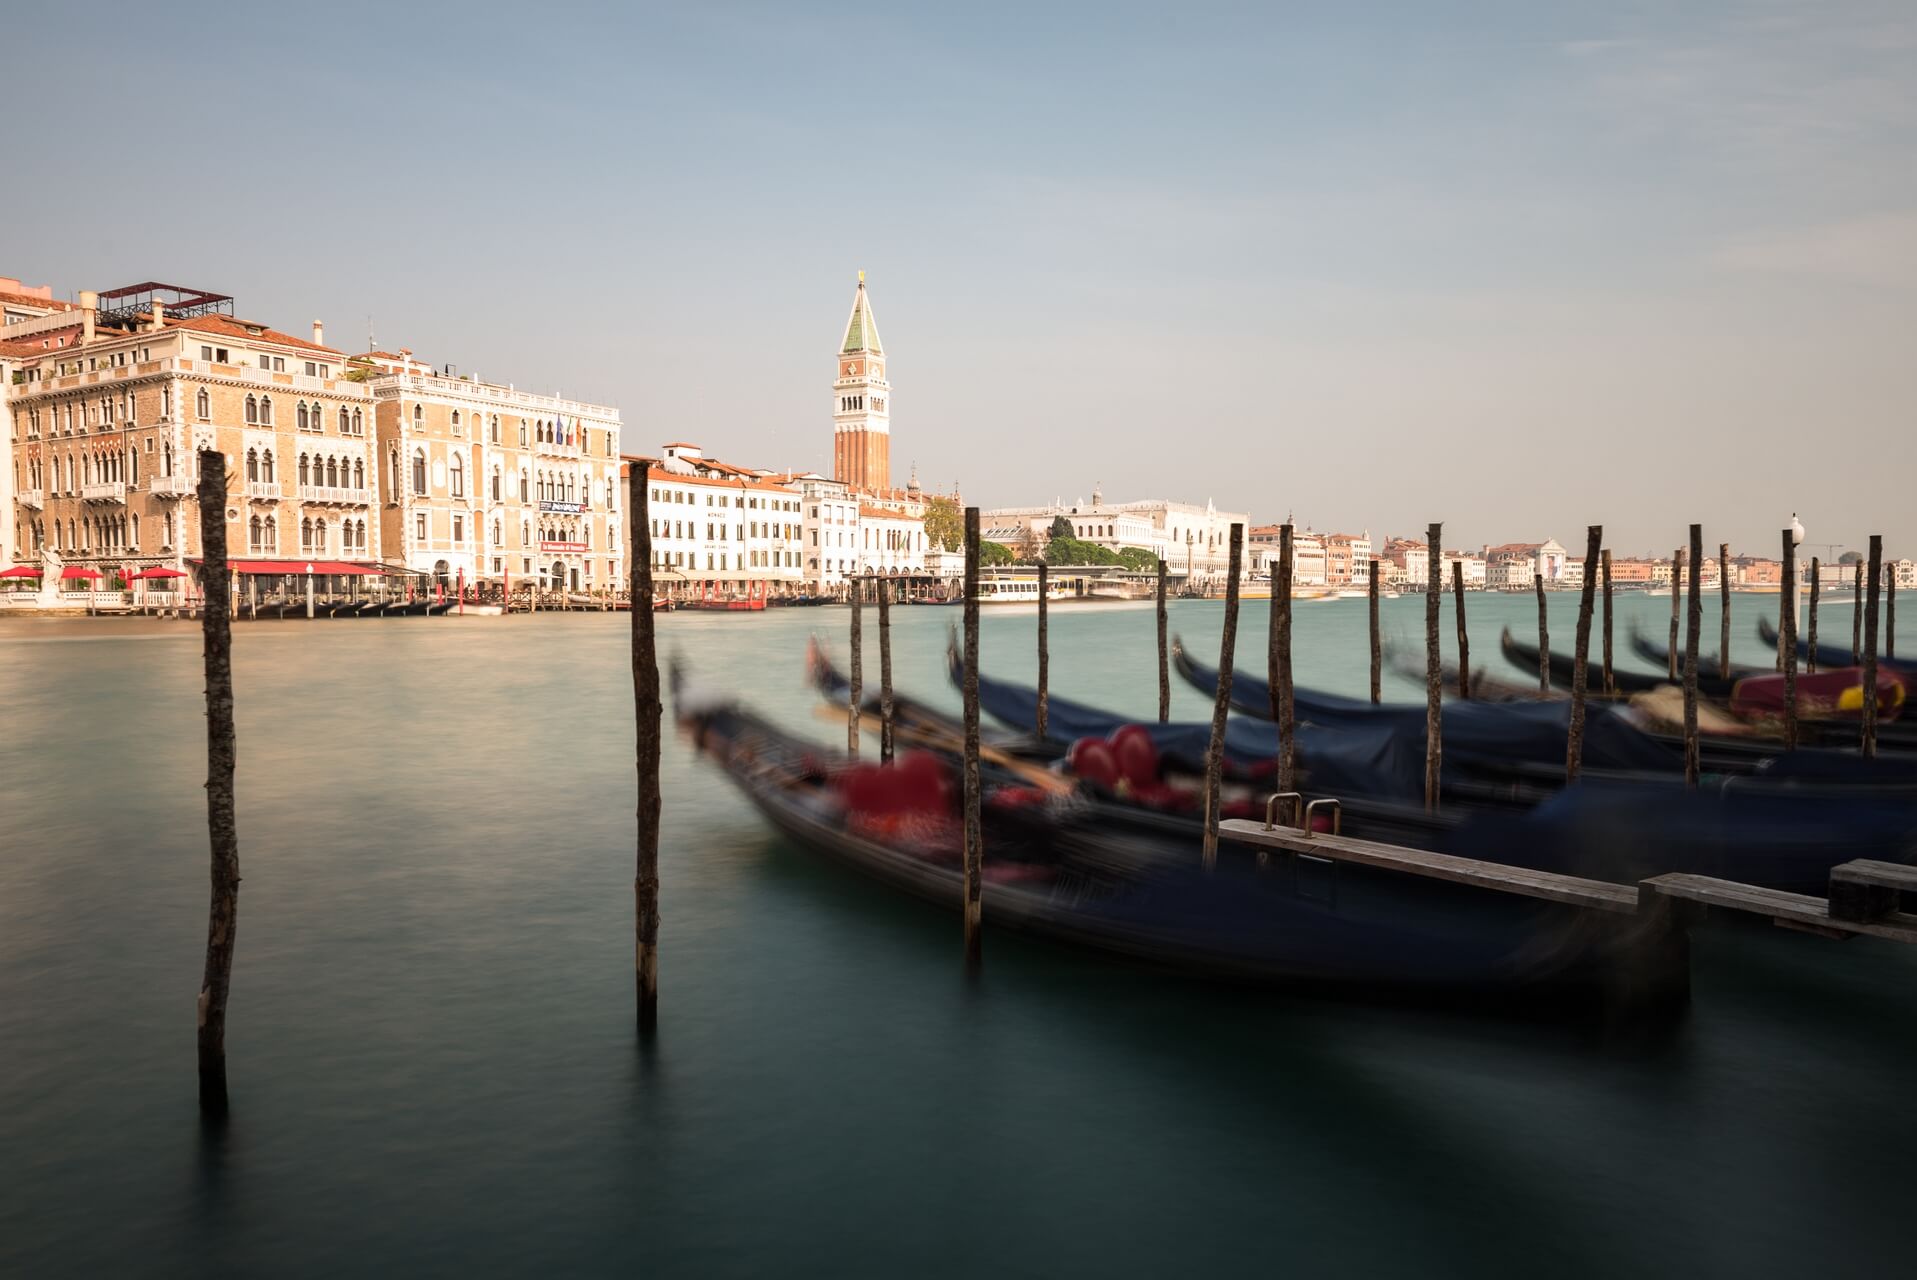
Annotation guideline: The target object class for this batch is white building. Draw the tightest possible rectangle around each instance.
[982,489,1247,582]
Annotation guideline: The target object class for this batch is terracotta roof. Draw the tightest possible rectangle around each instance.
[170,313,341,355]
[860,504,919,521]
[1486,542,1543,555]
[634,466,799,496]
[0,289,75,312]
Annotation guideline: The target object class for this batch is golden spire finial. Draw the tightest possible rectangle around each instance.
[858,269,865,285]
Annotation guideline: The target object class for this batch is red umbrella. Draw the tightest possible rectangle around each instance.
[59,566,104,581]
[128,567,188,581]
[0,565,42,578]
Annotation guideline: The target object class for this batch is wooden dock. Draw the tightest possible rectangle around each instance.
[1218,817,1917,947]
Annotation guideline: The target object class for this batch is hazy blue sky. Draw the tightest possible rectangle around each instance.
[10,1,1912,556]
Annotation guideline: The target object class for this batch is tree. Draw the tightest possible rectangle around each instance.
[922,496,964,551]
[980,540,1015,566]
[1014,524,1042,563]
[1839,550,1864,565]
[1048,515,1075,541]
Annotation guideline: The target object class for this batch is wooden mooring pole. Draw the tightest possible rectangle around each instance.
[628,466,662,1032]
[878,577,895,763]
[1780,530,1798,750]
[1156,558,1170,723]
[195,450,239,1116]
[1888,564,1897,661]
[1807,558,1820,674]
[1272,525,1296,790]
[1452,560,1471,699]
[1424,522,1443,812]
[1852,559,1864,663]
[1862,535,1881,759]
[1683,525,1702,785]
[1367,555,1381,705]
[1535,575,1549,695]
[1601,548,1614,695]
[1668,548,1682,681]
[1035,561,1049,739]
[1718,543,1731,681]
[1202,524,1244,870]
[1566,525,1601,783]
[961,508,983,967]
[847,576,863,756]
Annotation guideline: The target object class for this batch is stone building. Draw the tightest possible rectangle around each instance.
[6,282,380,597]
[359,350,622,593]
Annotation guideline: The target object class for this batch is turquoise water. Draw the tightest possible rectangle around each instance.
[2,593,1912,1278]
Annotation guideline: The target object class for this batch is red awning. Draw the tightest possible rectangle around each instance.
[59,566,104,581]
[189,559,385,576]
[0,565,41,578]
[128,567,189,580]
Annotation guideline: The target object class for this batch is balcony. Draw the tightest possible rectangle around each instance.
[16,489,42,509]
[148,474,190,498]
[81,481,126,504]
[298,484,370,507]
[246,481,281,501]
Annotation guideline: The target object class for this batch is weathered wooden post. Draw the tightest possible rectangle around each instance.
[1718,543,1731,680]
[1807,557,1820,675]
[1424,522,1443,811]
[1888,564,1897,660]
[1601,548,1614,695]
[1367,555,1381,705]
[1535,575,1549,695]
[847,575,863,756]
[1862,536,1882,759]
[1156,558,1170,722]
[1452,560,1471,700]
[195,451,239,1115]
[878,577,895,763]
[1201,523,1244,869]
[962,508,984,967]
[1272,525,1296,791]
[628,466,661,1032]
[1780,530,1798,750]
[1678,526,1701,783]
[1566,525,1601,783]
[1668,548,1682,681]
[1035,561,1049,739]
[1852,559,1864,663]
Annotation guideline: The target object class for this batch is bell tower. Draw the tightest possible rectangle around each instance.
[832,271,890,491]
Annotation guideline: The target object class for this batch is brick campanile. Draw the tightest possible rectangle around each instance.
[831,272,890,491]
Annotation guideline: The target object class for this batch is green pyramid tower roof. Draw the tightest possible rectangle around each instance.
[841,274,883,355]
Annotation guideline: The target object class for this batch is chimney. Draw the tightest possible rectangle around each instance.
[79,290,97,344]
[150,300,165,333]
[312,319,324,346]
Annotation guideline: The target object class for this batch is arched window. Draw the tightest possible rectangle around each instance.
[263,515,276,549]
[326,457,339,488]
[246,449,259,482]
[354,459,364,489]
[249,515,262,551]
[298,454,311,486]
[263,451,275,482]
[451,410,461,431]
[491,466,501,501]
[339,407,350,433]
[519,470,528,502]
[312,518,327,553]
[297,402,309,432]
[450,455,464,497]
[244,396,258,425]
[413,403,424,426]
[301,518,313,551]
[128,448,138,486]
[259,397,273,426]
[412,450,427,495]
[196,389,211,420]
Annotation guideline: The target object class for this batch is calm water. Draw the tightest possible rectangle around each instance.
[3,592,1913,1278]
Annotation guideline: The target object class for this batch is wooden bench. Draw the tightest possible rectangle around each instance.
[1216,818,1639,914]
[1640,873,1917,943]
[1828,859,1917,924]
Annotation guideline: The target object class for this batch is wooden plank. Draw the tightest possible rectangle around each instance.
[1641,873,1917,944]
[1217,819,1638,913]
[1830,859,1917,890]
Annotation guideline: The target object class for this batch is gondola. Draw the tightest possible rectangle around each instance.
[1759,616,1914,677]
[1503,629,1743,700]
[1625,628,1768,687]
[677,683,1672,997]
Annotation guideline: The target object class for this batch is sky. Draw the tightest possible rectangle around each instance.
[8,1,1912,558]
